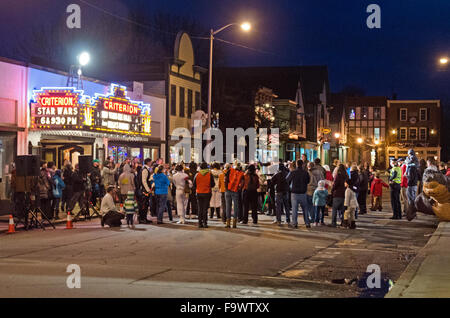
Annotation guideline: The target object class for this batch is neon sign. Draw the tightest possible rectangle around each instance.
[30,84,152,136]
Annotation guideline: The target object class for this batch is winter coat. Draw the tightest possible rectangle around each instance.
[370,178,389,197]
[344,187,359,209]
[72,170,85,193]
[211,169,221,191]
[172,172,190,191]
[358,169,369,191]
[243,172,260,191]
[286,167,310,194]
[52,174,66,199]
[118,165,135,195]
[38,168,51,199]
[307,167,324,196]
[102,166,117,187]
[332,172,348,199]
[313,189,329,207]
[271,169,289,193]
[152,172,170,195]
[348,170,360,193]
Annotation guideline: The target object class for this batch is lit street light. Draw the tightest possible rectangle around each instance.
[334,133,341,139]
[357,137,364,144]
[439,57,448,65]
[207,22,251,130]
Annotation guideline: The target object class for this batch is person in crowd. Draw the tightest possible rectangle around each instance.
[225,163,244,228]
[242,164,260,225]
[370,172,389,211]
[389,159,403,220]
[332,159,340,180]
[124,190,138,229]
[193,162,215,228]
[345,162,352,178]
[286,160,311,229]
[271,163,290,226]
[306,162,318,224]
[140,158,153,224]
[67,164,87,215]
[209,162,222,219]
[118,164,135,203]
[152,164,171,225]
[439,162,447,175]
[398,157,408,216]
[90,159,102,208]
[102,161,119,191]
[235,163,245,222]
[357,163,369,215]
[348,164,360,218]
[368,166,375,195]
[61,162,73,213]
[256,165,267,215]
[313,180,328,226]
[343,178,358,229]
[51,169,65,220]
[446,162,450,177]
[418,159,427,194]
[330,164,348,227]
[47,162,56,217]
[100,186,124,228]
[301,154,309,170]
[172,164,191,224]
[323,165,333,184]
[219,164,227,224]
[38,161,52,219]
[186,162,199,219]
[314,158,326,179]
[405,149,420,216]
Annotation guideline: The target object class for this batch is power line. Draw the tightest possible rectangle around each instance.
[215,37,277,56]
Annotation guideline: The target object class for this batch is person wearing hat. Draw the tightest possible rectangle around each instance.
[389,159,402,219]
[270,163,290,226]
[123,191,138,229]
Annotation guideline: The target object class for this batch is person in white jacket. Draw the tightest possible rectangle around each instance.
[343,182,359,229]
[172,164,191,224]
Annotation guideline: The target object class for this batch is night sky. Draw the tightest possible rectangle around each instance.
[1,0,450,101]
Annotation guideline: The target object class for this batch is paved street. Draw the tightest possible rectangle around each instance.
[0,196,438,298]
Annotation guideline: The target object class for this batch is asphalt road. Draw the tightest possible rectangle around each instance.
[0,198,438,298]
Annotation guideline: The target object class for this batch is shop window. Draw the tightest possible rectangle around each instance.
[170,85,177,116]
[179,87,185,118]
[188,89,193,118]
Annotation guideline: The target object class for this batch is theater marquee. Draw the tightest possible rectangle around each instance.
[30,84,152,136]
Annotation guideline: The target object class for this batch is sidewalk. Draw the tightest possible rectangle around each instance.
[386,222,450,298]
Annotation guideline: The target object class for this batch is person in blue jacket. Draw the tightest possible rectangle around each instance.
[52,169,65,220]
[151,165,171,224]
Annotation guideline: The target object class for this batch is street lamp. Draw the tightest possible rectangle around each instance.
[357,137,364,144]
[334,133,341,139]
[78,52,90,67]
[207,22,251,130]
[439,57,448,65]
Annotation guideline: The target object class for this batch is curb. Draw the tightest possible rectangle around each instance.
[385,222,447,298]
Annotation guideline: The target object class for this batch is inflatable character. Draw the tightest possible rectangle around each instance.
[407,167,450,221]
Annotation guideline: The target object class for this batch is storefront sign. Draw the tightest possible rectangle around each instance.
[30,84,152,136]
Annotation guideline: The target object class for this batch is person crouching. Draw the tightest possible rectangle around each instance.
[101,186,124,228]
[124,191,138,229]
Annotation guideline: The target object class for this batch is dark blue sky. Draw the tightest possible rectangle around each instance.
[1,0,450,100]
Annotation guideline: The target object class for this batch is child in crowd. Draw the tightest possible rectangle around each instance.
[343,180,359,229]
[370,172,389,211]
[312,180,329,226]
[124,191,138,229]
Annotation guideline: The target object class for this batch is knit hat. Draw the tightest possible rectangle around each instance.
[127,191,134,199]
[93,159,100,164]
[317,180,326,190]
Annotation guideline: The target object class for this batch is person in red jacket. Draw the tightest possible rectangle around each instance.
[193,162,215,228]
[370,172,389,211]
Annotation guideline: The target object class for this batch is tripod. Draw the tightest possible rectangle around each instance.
[21,192,55,230]
[72,175,101,222]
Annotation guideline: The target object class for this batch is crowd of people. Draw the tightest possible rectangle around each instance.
[11,151,450,230]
